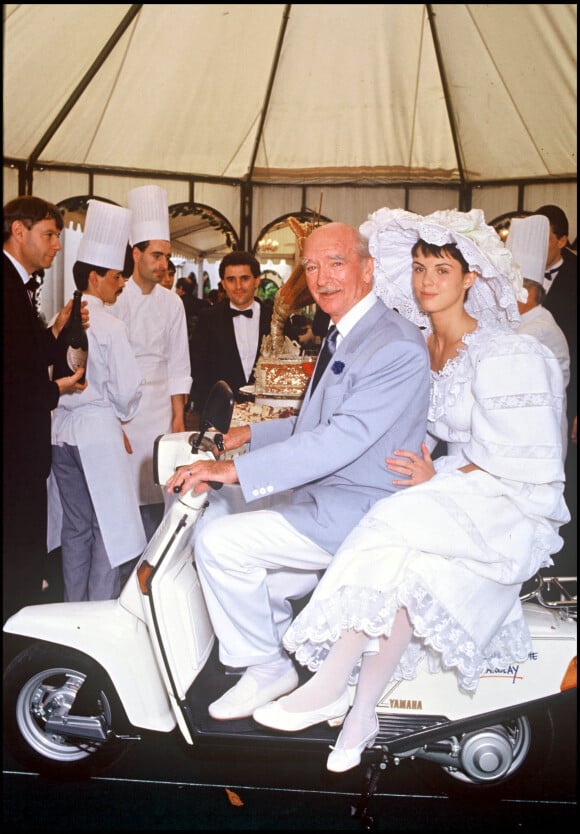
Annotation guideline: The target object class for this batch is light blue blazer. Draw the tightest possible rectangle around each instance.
[234,298,431,553]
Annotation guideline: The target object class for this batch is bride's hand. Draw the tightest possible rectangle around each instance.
[386,442,434,487]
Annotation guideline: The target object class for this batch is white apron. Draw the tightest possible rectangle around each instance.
[111,281,192,507]
[123,359,173,506]
[50,405,147,567]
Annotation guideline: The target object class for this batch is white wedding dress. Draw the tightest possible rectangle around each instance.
[283,324,569,693]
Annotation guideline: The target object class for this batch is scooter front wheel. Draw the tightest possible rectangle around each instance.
[3,642,132,780]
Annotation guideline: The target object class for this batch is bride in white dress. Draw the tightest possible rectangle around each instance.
[253,208,570,772]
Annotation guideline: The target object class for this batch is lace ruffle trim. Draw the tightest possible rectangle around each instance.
[284,574,532,695]
[428,328,477,421]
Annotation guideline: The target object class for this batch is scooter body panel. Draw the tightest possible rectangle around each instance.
[145,539,215,700]
[127,496,216,715]
[2,441,219,740]
[376,604,576,720]
[4,600,176,732]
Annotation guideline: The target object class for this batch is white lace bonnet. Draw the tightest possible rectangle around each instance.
[359,207,525,334]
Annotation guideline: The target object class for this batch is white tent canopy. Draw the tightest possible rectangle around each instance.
[3,3,577,256]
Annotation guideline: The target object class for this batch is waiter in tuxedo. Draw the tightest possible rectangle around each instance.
[534,205,576,368]
[189,251,273,414]
[167,222,430,721]
[3,196,87,622]
[534,203,577,575]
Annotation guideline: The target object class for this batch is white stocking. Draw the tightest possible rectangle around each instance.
[335,607,413,749]
[280,629,370,712]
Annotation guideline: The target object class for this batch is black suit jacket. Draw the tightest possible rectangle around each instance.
[3,253,60,482]
[543,247,577,426]
[189,298,273,412]
[3,253,63,616]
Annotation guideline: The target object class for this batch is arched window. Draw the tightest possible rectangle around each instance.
[253,210,333,272]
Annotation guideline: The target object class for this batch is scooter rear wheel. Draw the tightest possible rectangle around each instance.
[3,642,132,780]
[411,710,555,798]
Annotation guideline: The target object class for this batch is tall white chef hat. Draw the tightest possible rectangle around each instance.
[505,214,549,286]
[77,200,132,270]
[128,185,170,246]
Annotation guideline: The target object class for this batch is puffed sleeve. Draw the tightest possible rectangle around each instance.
[466,333,565,484]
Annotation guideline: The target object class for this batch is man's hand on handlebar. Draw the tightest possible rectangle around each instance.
[167,459,239,495]
[220,424,251,452]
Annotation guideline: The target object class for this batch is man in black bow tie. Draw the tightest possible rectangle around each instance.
[533,204,576,413]
[189,251,272,414]
[533,203,577,575]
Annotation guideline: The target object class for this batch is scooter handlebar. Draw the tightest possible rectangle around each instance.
[172,479,223,494]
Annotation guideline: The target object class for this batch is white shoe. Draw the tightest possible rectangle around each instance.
[326,716,379,773]
[253,690,349,731]
[209,666,299,720]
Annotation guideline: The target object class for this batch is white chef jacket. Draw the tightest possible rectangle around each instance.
[517,305,570,457]
[111,279,192,504]
[50,294,146,566]
[517,305,570,389]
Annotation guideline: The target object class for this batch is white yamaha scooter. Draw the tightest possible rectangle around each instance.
[3,382,577,827]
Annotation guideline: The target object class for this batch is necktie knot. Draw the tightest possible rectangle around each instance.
[325,325,338,353]
[231,307,253,318]
[310,325,338,393]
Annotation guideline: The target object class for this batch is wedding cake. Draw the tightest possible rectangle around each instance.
[230,336,315,426]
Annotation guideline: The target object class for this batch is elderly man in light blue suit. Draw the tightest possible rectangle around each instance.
[167,222,430,720]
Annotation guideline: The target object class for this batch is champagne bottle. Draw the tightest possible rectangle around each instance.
[54,290,88,384]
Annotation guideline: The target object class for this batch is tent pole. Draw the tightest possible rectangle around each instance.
[24,5,144,192]
[426,5,467,204]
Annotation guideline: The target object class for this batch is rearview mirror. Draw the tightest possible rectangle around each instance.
[191,380,234,453]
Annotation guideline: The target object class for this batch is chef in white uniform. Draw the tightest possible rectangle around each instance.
[50,200,146,600]
[112,185,192,539]
[507,214,570,457]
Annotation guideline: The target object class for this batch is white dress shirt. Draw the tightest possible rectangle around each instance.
[231,300,260,381]
[542,257,563,294]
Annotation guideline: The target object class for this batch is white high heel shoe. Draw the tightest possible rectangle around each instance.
[326,716,379,773]
[252,690,350,732]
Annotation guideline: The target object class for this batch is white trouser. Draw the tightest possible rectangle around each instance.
[194,509,332,667]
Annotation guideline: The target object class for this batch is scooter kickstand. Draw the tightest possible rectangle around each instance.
[349,757,386,831]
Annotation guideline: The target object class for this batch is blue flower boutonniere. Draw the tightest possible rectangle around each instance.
[331,360,345,375]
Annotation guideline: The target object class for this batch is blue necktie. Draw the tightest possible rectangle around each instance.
[310,325,338,392]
